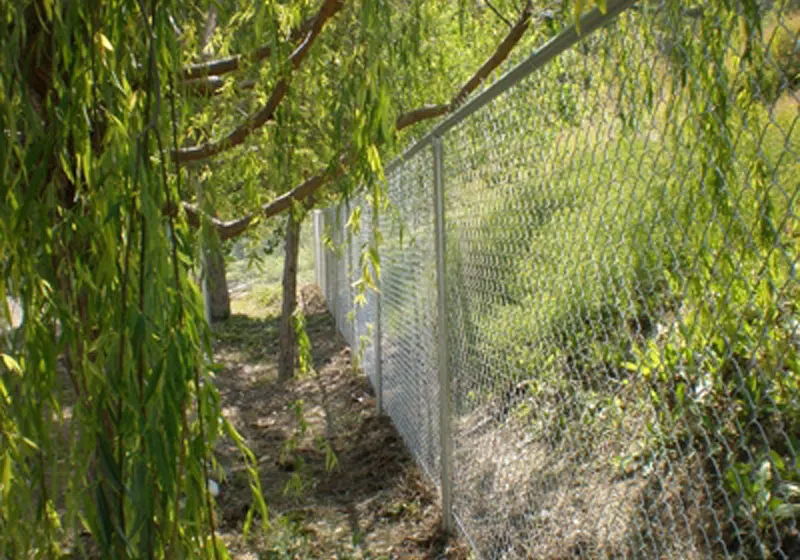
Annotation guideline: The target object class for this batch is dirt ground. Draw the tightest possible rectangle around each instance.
[211,284,468,559]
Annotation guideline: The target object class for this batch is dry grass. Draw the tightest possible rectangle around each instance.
[450,387,725,559]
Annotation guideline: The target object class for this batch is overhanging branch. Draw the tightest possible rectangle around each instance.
[185,0,533,238]
[398,2,532,127]
[450,0,532,108]
[172,0,344,164]
[182,158,346,240]
[395,104,449,130]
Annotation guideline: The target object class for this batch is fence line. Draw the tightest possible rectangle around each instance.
[315,1,800,557]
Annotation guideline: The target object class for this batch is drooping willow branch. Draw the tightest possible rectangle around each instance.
[182,0,534,239]
[181,3,319,96]
[172,0,344,164]
[180,5,323,81]
[485,0,514,28]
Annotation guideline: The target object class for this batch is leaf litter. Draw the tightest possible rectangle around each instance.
[212,284,468,559]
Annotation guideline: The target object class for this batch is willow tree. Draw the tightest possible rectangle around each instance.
[0,0,247,556]
[0,0,576,556]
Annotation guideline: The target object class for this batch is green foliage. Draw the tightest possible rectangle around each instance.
[293,308,315,376]
[194,0,524,223]
[758,12,800,101]
[434,0,799,555]
[0,0,265,556]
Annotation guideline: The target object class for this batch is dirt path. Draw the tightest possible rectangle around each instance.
[212,285,466,559]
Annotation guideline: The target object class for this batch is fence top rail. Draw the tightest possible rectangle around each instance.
[385,0,636,175]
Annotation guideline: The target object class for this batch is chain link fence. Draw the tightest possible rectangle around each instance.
[315,1,799,557]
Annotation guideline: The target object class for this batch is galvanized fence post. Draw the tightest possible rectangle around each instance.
[372,205,383,416]
[432,136,453,533]
[345,200,356,348]
[313,210,324,294]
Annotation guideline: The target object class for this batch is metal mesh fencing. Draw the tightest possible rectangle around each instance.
[315,1,799,557]
[378,149,442,483]
[326,204,354,347]
[352,196,378,386]
[318,199,376,370]
[311,211,325,295]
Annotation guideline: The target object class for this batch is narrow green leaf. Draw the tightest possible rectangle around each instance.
[1,354,21,375]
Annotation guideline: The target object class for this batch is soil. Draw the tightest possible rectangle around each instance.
[212,284,468,559]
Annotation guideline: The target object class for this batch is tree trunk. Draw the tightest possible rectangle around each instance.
[278,213,301,381]
[205,243,231,322]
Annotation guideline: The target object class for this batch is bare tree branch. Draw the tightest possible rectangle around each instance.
[181,157,347,240]
[394,104,449,129]
[450,0,532,108]
[398,1,531,125]
[182,11,261,97]
[485,0,513,27]
[172,0,344,164]
[183,76,256,96]
[182,0,533,238]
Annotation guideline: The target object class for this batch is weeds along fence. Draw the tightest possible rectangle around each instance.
[313,1,799,558]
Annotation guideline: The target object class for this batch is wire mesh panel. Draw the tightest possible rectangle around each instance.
[379,149,442,483]
[322,207,338,315]
[319,200,378,384]
[326,204,353,345]
[352,196,378,386]
[312,210,326,296]
[313,1,800,557]
[321,209,331,306]
[441,2,799,559]
[343,210,355,348]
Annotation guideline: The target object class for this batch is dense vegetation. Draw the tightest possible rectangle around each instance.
[2,0,797,556]
[438,1,799,556]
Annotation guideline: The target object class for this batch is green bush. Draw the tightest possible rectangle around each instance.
[760,13,800,101]
[443,5,800,552]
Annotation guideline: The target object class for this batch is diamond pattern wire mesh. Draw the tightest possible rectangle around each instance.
[316,1,799,558]
[319,161,442,484]
[327,204,353,347]
[319,199,378,385]
[321,219,333,314]
[376,149,442,483]
[353,196,377,386]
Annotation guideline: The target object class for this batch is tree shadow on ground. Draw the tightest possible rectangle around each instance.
[211,284,466,559]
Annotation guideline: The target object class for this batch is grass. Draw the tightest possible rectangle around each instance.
[226,219,317,317]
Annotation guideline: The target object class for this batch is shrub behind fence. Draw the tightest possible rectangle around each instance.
[315,1,799,557]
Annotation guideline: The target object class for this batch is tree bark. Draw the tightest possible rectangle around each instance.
[205,242,231,322]
[278,213,301,381]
